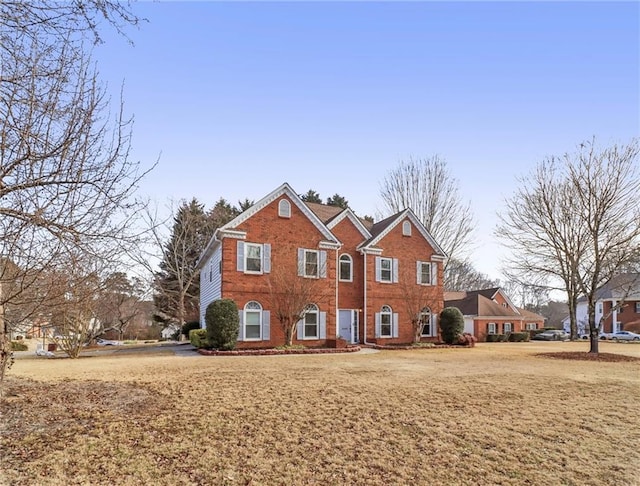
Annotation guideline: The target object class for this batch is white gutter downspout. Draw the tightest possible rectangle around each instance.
[335,248,339,338]
[363,251,373,345]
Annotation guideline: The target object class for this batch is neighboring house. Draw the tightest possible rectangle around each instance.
[444,287,545,342]
[161,323,181,340]
[561,274,640,335]
[197,182,446,348]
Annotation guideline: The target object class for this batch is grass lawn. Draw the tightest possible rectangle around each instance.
[2,341,639,485]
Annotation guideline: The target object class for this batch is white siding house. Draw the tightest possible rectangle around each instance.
[199,243,222,328]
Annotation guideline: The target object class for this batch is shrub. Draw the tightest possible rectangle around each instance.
[189,329,209,349]
[11,341,28,351]
[205,299,239,350]
[508,332,530,342]
[457,333,477,347]
[439,307,464,344]
[486,334,509,342]
[182,321,200,338]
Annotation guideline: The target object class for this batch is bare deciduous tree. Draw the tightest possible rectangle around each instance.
[0,1,144,391]
[267,261,329,346]
[397,267,438,343]
[444,259,498,292]
[497,138,640,353]
[379,156,475,276]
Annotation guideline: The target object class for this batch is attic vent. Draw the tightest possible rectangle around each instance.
[278,199,291,218]
[402,220,411,236]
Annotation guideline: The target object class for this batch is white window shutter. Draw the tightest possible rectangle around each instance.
[392,313,399,338]
[416,261,421,284]
[431,314,437,337]
[238,310,245,341]
[263,244,271,274]
[296,319,304,340]
[319,251,327,278]
[262,310,270,341]
[392,258,399,283]
[297,248,305,276]
[236,241,245,272]
[375,257,381,282]
[374,312,381,338]
[431,262,437,286]
[319,312,327,339]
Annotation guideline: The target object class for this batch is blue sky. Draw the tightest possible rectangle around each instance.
[95,1,639,280]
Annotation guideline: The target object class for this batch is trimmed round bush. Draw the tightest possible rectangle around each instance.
[205,299,239,351]
[439,307,464,345]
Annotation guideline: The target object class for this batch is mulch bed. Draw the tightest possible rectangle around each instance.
[197,346,361,356]
[537,351,640,362]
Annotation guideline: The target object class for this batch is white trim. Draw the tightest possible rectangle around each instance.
[379,257,393,283]
[278,199,291,218]
[417,261,432,285]
[302,304,319,340]
[358,210,447,259]
[244,242,263,274]
[319,241,342,250]
[380,305,393,337]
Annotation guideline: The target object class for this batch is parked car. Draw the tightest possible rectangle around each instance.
[579,333,607,340]
[606,331,640,342]
[96,338,122,346]
[532,330,569,341]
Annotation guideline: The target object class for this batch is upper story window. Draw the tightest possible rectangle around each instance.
[237,241,271,274]
[417,261,432,285]
[339,254,353,282]
[297,248,327,278]
[244,301,262,340]
[278,199,291,218]
[375,257,398,283]
[402,220,412,236]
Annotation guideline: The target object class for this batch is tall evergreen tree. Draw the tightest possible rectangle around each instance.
[300,190,322,204]
[326,194,349,209]
[154,199,215,326]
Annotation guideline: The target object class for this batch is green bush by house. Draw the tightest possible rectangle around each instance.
[189,329,209,349]
[205,299,239,351]
[439,307,464,344]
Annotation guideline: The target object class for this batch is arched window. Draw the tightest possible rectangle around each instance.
[420,307,432,337]
[380,305,392,337]
[244,301,262,340]
[278,199,291,218]
[303,304,319,339]
[339,254,353,282]
[402,220,412,236]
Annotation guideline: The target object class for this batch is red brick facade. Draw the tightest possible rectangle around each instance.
[198,183,446,348]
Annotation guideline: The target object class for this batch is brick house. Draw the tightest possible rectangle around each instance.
[561,273,640,335]
[444,288,545,342]
[197,182,446,348]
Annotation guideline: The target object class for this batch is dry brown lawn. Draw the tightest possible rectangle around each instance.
[2,341,639,485]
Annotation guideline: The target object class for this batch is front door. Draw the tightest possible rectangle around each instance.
[338,309,359,344]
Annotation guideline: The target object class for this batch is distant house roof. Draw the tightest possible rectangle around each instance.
[587,273,640,301]
[444,288,545,322]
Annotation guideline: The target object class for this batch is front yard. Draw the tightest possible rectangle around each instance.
[1,341,639,485]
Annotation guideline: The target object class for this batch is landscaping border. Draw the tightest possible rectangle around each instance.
[197,346,361,356]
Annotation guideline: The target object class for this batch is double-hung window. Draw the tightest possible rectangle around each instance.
[303,304,319,339]
[244,301,262,340]
[380,305,392,337]
[503,322,512,333]
[417,261,432,285]
[237,241,271,274]
[375,257,398,283]
[297,249,327,278]
[487,322,497,335]
[420,307,432,336]
[245,243,263,273]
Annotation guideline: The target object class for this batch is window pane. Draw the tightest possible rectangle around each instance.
[245,311,261,339]
[246,245,262,272]
[305,251,318,277]
[304,311,318,338]
[420,263,431,284]
[340,261,351,280]
[380,258,392,282]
